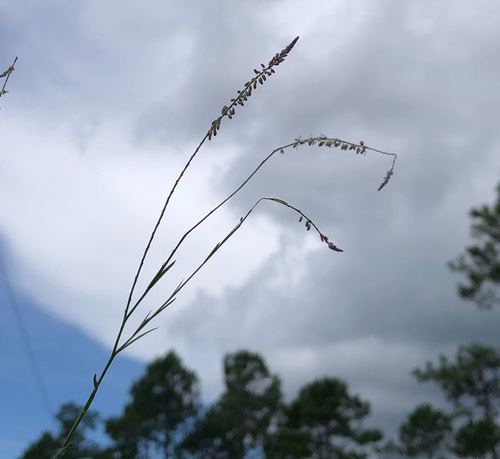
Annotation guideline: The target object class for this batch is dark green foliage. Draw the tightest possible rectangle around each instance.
[179,350,281,458]
[22,350,390,459]
[20,433,60,459]
[398,404,451,458]
[265,428,311,459]
[454,419,500,457]
[19,403,102,459]
[265,378,382,459]
[376,440,403,458]
[413,343,500,458]
[449,183,500,309]
[414,344,500,421]
[106,350,200,458]
[104,411,142,459]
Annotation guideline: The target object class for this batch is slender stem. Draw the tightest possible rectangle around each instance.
[54,112,211,459]
[122,37,300,318]
[53,35,396,456]
[53,136,395,457]
[0,56,17,99]
[125,144,289,320]
[124,133,208,316]
[71,193,342,455]
[169,196,336,298]
[129,137,396,315]
[54,37,303,457]
[54,349,117,458]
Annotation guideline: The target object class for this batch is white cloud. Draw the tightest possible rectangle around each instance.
[2,0,500,438]
[0,111,280,348]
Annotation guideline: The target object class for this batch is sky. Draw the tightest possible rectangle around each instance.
[0,256,143,456]
[1,0,500,456]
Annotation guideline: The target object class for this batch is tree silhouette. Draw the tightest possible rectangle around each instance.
[414,343,500,458]
[398,403,451,458]
[454,419,500,458]
[20,403,102,459]
[265,378,382,459]
[450,183,500,309]
[179,350,281,458]
[106,350,200,458]
[21,349,389,459]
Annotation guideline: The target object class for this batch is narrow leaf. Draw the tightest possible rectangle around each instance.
[119,328,159,353]
[269,197,288,206]
[145,260,176,293]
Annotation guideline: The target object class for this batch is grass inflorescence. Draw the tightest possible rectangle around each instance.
[54,37,397,457]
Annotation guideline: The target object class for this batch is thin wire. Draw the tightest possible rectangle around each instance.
[0,253,54,418]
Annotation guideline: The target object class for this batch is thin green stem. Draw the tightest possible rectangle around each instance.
[54,37,302,458]
[0,56,17,99]
[123,36,300,318]
[54,350,116,458]
[130,136,396,314]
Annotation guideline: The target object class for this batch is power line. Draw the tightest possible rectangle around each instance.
[0,252,54,418]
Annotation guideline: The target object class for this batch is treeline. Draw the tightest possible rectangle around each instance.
[20,343,500,459]
[20,180,500,458]
[20,349,379,458]
[21,174,500,459]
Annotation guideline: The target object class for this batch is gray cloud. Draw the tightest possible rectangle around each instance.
[158,0,500,438]
[2,0,500,443]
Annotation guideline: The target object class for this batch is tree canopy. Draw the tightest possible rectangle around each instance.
[397,403,451,458]
[265,378,382,459]
[179,350,281,458]
[20,403,102,459]
[412,343,500,458]
[450,183,500,309]
[21,349,387,459]
[21,344,500,458]
[106,350,200,458]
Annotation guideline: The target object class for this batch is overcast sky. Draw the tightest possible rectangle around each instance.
[2,0,500,454]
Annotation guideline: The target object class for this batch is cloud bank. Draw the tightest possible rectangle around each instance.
[2,0,500,436]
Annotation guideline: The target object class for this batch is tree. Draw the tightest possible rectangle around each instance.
[265,428,312,459]
[20,433,60,459]
[454,420,500,458]
[414,343,500,458]
[20,402,103,459]
[21,349,386,458]
[106,350,200,458]
[179,350,281,458]
[265,377,383,459]
[398,403,451,458]
[449,183,500,309]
